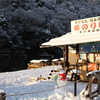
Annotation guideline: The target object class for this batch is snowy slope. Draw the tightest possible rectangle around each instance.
[0,65,100,100]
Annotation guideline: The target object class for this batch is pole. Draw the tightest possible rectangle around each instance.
[65,45,69,68]
[76,44,79,63]
[74,72,77,96]
[63,45,69,70]
[89,74,92,99]
[64,45,69,75]
[74,44,79,96]
[97,73,100,95]
[63,46,65,70]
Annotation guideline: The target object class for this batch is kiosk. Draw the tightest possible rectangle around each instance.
[40,16,100,81]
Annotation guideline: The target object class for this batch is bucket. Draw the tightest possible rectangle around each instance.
[59,70,66,80]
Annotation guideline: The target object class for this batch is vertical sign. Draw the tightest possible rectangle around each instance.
[71,16,100,34]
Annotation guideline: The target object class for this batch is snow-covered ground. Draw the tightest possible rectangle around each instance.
[0,65,100,100]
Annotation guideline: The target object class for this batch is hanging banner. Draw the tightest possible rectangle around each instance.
[71,16,100,34]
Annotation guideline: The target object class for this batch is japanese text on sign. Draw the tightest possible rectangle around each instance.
[71,16,100,34]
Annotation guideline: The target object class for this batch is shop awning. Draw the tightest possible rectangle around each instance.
[40,31,100,48]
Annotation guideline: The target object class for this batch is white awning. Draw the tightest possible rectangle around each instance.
[40,31,100,48]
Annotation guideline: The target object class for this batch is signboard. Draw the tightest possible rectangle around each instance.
[71,16,100,34]
[88,63,97,71]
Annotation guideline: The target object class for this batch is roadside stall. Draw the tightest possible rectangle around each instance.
[40,16,100,81]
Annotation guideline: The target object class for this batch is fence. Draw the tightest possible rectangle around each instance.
[0,72,100,100]
[0,82,74,100]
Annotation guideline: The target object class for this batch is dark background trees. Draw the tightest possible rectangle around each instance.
[0,0,100,71]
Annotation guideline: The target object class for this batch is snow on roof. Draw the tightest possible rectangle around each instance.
[52,59,59,61]
[40,59,48,62]
[41,31,100,48]
[0,90,5,93]
[60,57,64,61]
[30,60,42,63]
[30,59,48,63]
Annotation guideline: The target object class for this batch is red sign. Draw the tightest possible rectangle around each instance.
[90,22,96,29]
[82,24,88,30]
[74,25,80,31]
[71,16,100,34]
[88,63,97,71]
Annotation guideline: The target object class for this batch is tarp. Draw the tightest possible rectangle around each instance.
[40,31,100,48]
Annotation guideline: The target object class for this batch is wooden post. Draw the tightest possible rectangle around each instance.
[84,71,100,99]
[0,92,6,100]
[65,45,69,68]
[73,44,79,97]
[94,53,95,63]
[89,74,92,99]
[97,73,100,95]
[74,73,77,96]
[63,47,65,70]
[76,44,79,63]
[63,45,69,70]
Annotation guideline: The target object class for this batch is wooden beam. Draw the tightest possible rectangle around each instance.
[74,73,77,96]
[97,73,100,95]
[74,44,79,97]
[56,45,64,49]
[63,46,65,70]
[76,44,79,63]
[89,74,92,99]
[65,45,69,68]
[63,45,69,70]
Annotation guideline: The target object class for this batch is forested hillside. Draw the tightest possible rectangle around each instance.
[0,0,100,71]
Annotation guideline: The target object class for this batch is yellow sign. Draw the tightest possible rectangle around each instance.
[71,16,100,34]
